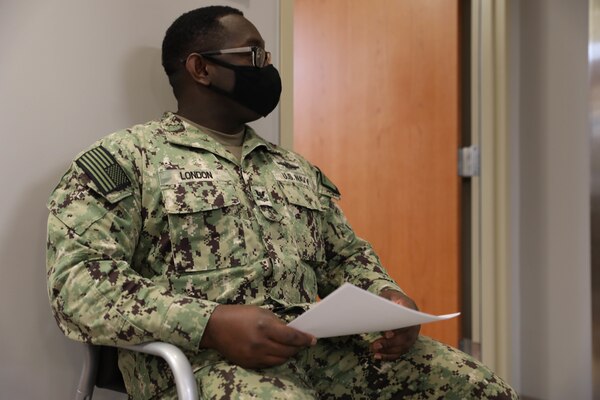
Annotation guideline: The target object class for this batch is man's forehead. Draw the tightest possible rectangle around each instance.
[218,14,265,48]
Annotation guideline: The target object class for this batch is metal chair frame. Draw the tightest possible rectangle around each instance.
[75,342,198,400]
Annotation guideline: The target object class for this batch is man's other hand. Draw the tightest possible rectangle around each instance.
[370,289,421,361]
[200,305,317,369]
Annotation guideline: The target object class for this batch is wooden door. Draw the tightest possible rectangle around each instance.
[293,0,461,346]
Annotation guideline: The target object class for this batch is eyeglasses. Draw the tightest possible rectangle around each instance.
[199,46,271,68]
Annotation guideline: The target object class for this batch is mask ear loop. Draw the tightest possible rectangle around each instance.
[196,55,239,102]
[200,55,260,100]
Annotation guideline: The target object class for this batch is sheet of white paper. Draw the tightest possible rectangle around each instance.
[288,283,460,338]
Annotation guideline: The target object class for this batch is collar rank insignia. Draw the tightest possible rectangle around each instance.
[76,146,131,195]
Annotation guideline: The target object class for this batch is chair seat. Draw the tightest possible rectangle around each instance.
[95,346,126,393]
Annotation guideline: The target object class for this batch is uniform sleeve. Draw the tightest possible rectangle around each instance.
[312,168,405,298]
[46,147,218,352]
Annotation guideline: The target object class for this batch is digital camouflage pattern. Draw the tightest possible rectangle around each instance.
[46,113,517,399]
[160,336,516,400]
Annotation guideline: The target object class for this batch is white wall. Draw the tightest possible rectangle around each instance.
[0,1,280,399]
[515,0,593,398]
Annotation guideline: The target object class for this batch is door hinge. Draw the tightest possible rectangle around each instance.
[458,145,480,177]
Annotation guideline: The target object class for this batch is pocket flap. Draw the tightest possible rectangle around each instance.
[161,181,240,214]
[281,183,322,211]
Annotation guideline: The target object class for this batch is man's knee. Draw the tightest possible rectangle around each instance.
[197,361,316,400]
[394,336,518,399]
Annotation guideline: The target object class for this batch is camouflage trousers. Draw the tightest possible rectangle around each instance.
[156,335,518,399]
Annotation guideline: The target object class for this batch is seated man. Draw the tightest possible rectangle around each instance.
[46,5,518,399]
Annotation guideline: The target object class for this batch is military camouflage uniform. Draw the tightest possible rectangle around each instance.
[47,113,517,399]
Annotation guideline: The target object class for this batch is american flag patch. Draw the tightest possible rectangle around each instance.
[76,146,131,195]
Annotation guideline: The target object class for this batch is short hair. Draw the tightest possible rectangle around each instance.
[161,6,243,79]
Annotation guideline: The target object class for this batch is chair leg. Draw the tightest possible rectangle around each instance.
[75,344,99,400]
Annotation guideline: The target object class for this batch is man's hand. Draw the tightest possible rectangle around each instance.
[370,289,421,361]
[200,304,316,369]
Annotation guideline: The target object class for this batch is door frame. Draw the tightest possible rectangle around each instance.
[470,0,515,381]
[279,0,294,150]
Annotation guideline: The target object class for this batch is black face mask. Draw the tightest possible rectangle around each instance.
[205,57,282,117]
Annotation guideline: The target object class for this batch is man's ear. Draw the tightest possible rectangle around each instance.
[184,54,211,86]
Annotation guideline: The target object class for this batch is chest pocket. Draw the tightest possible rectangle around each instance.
[161,181,247,272]
[280,182,325,262]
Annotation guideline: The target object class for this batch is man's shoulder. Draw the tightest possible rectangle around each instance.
[51,116,168,198]
[264,142,315,171]
[73,114,173,166]
[101,116,165,150]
